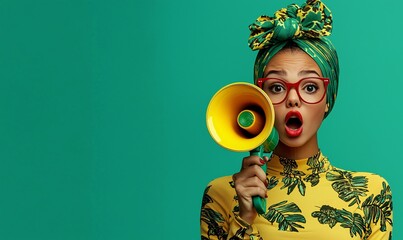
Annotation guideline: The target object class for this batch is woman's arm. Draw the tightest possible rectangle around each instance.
[200,155,268,239]
[200,180,262,240]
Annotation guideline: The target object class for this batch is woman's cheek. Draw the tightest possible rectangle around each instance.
[273,110,285,137]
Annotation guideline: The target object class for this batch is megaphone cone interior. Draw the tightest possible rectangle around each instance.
[206,82,275,152]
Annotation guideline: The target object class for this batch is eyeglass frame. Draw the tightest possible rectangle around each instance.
[256,77,330,105]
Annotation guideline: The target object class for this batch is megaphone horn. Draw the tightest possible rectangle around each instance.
[206,82,278,152]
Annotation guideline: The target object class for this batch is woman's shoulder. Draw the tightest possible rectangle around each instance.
[328,165,392,195]
[201,175,237,213]
[202,175,237,201]
[204,175,235,192]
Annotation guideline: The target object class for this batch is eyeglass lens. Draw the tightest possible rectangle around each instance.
[262,78,326,104]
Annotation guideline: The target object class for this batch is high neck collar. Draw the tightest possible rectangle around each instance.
[266,151,331,177]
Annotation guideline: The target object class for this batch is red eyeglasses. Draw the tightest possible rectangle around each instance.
[257,77,330,104]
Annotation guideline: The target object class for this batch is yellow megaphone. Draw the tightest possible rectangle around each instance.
[206,82,279,214]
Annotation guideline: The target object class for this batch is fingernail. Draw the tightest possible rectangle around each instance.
[260,159,265,164]
[264,179,269,187]
[265,193,268,198]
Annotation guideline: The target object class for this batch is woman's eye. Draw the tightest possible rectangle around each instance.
[268,84,285,93]
[303,84,318,93]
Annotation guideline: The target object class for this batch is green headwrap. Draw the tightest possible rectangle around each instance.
[248,0,339,118]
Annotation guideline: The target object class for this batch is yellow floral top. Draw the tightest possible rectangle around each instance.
[200,152,393,240]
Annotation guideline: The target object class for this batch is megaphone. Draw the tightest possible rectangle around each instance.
[206,82,279,214]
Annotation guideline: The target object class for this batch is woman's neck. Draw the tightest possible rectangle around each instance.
[273,137,320,159]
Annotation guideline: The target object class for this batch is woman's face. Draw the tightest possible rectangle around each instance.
[262,48,328,152]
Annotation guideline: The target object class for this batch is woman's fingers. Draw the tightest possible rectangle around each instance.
[234,175,268,199]
[234,165,266,183]
[233,155,270,224]
[233,155,269,199]
[241,155,266,169]
[238,156,268,182]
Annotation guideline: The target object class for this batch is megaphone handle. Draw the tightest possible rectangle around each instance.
[250,145,267,215]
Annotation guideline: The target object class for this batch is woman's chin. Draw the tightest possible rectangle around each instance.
[276,132,319,152]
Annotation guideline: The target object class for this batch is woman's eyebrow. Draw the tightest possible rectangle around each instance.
[264,70,286,77]
[298,70,321,76]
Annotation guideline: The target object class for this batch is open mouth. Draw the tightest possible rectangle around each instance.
[286,116,302,130]
[285,111,303,137]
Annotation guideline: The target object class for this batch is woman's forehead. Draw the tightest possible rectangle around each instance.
[264,49,322,77]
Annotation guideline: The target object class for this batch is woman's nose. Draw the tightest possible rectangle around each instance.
[286,88,301,107]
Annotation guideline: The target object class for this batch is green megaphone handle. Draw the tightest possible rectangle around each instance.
[250,146,268,214]
[249,128,279,214]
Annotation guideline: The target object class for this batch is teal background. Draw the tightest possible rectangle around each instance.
[0,0,400,239]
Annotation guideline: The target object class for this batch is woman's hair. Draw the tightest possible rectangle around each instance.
[280,41,301,52]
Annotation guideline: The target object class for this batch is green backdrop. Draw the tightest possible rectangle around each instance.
[0,0,401,239]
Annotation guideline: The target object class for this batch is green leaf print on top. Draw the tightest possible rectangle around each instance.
[278,153,328,196]
[362,182,393,232]
[304,153,328,187]
[202,185,213,207]
[201,185,229,239]
[326,169,369,207]
[263,200,306,232]
[312,181,393,239]
[311,205,366,238]
[279,158,307,196]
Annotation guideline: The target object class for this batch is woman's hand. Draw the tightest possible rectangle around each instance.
[232,155,268,224]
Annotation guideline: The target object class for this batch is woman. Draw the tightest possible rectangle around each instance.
[200,0,393,239]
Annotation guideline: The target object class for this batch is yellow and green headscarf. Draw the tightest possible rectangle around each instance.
[248,0,339,118]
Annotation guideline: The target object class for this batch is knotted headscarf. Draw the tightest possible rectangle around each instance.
[248,0,339,118]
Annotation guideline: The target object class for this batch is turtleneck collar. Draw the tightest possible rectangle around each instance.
[266,151,331,177]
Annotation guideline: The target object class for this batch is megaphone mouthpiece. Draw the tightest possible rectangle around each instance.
[237,109,265,136]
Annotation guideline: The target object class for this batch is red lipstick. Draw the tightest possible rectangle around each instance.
[285,111,303,137]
